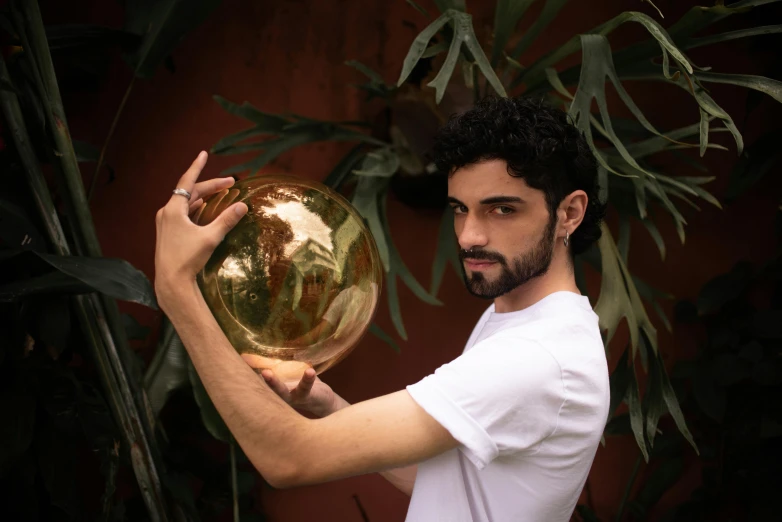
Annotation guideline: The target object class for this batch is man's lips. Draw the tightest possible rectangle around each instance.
[464,259,497,270]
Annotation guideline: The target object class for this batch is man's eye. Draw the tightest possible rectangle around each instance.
[492,206,514,215]
[451,205,467,214]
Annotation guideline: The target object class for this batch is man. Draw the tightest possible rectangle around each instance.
[154,96,610,521]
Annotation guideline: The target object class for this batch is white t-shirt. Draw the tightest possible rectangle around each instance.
[405,291,609,522]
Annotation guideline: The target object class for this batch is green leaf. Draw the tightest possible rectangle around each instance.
[619,66,746,155]
[519,10,693,90]
[510,0,569,60]
[643,349,666,448]
[213,95,289,130]
[682,24,782,50]
[222,125,379,176]
[0,251,157,309]
[697,71,782,104]
[459,16,508,99]
[369,323,400,353]
[491,0,536,66]
[143,317,190,416]
[607,347,631,423]
[397,11,451,87]
[422,41,449,58]
[567,35,673,182]
[345,60,385,85]
[640,218,665,260]
[351,177,391,271]
[323,145,365,190]
[658,352,698,454]
[0,271,93,300]
[386,271,406,340]
[360,188,441,340]
[625,361,649,461]
[210,126,265,155]
[593,215,657,361]
[618,121,723,159]
[430,209,461,296]
[124,0,221,78]
[406,0,430,17]
[391,241,443,308]
[426,16,465,103]
[188,358,231,442]
[353,147,400,177]
[398,10,506,102]
[669,1,782,44]
[617,216,630,264]
[346,60,394,99]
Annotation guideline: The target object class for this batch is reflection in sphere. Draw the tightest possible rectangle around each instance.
[193,175,382,381]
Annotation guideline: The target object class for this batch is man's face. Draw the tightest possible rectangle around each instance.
[447,159,557,299]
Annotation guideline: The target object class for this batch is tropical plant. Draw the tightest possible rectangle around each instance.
[576,241,782,521]
[209,0,782,465]
[0,0,222,520]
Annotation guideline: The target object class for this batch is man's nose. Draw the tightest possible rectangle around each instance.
[456,215,488,251]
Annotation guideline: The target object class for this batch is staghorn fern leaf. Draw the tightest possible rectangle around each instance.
[398,9,506,103]
[593,223,657,362]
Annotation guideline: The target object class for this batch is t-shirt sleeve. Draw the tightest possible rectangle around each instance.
[406,337,565,469]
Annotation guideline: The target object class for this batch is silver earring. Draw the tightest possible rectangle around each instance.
[564,232,570,247]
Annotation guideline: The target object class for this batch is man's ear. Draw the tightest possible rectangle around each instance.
[558,190,588,239]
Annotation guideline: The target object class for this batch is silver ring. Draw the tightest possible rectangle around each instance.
[172,188,192,200]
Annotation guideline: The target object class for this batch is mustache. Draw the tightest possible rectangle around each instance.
[459,248,507,266]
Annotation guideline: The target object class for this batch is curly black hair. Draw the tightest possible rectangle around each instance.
[432,96,606,256]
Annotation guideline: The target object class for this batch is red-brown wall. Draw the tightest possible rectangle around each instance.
[47,0,782,520]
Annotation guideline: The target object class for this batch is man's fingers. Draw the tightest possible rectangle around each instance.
[190,176,235,203]
[169,151,208,210]
[261,370,290,400]
[208,202,248,241]
[189,198,204,215]
[293,369,316,396]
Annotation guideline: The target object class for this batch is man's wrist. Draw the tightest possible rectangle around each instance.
[155,277,202,318]
[326,392,350,416]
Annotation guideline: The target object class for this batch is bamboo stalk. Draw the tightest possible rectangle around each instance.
[15,0,163,455]
[0,41,169,522]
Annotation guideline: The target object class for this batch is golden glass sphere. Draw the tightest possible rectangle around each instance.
[193,175,382,381]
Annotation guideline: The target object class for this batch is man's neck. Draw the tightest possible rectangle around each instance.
[492,250,580,313]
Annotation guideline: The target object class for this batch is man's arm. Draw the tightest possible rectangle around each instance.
[261,369,418,496]
[154,153,452,488]
[324,394,419,496]
[162,284,449,488]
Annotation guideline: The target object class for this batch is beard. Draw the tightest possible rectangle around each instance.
[459,215,557,299]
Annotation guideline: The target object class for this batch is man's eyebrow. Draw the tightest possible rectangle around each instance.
[447,196,525,206]
[479,196,524,205]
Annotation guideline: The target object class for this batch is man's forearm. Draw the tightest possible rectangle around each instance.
[321,391,417,496]
[161,283,308,485]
